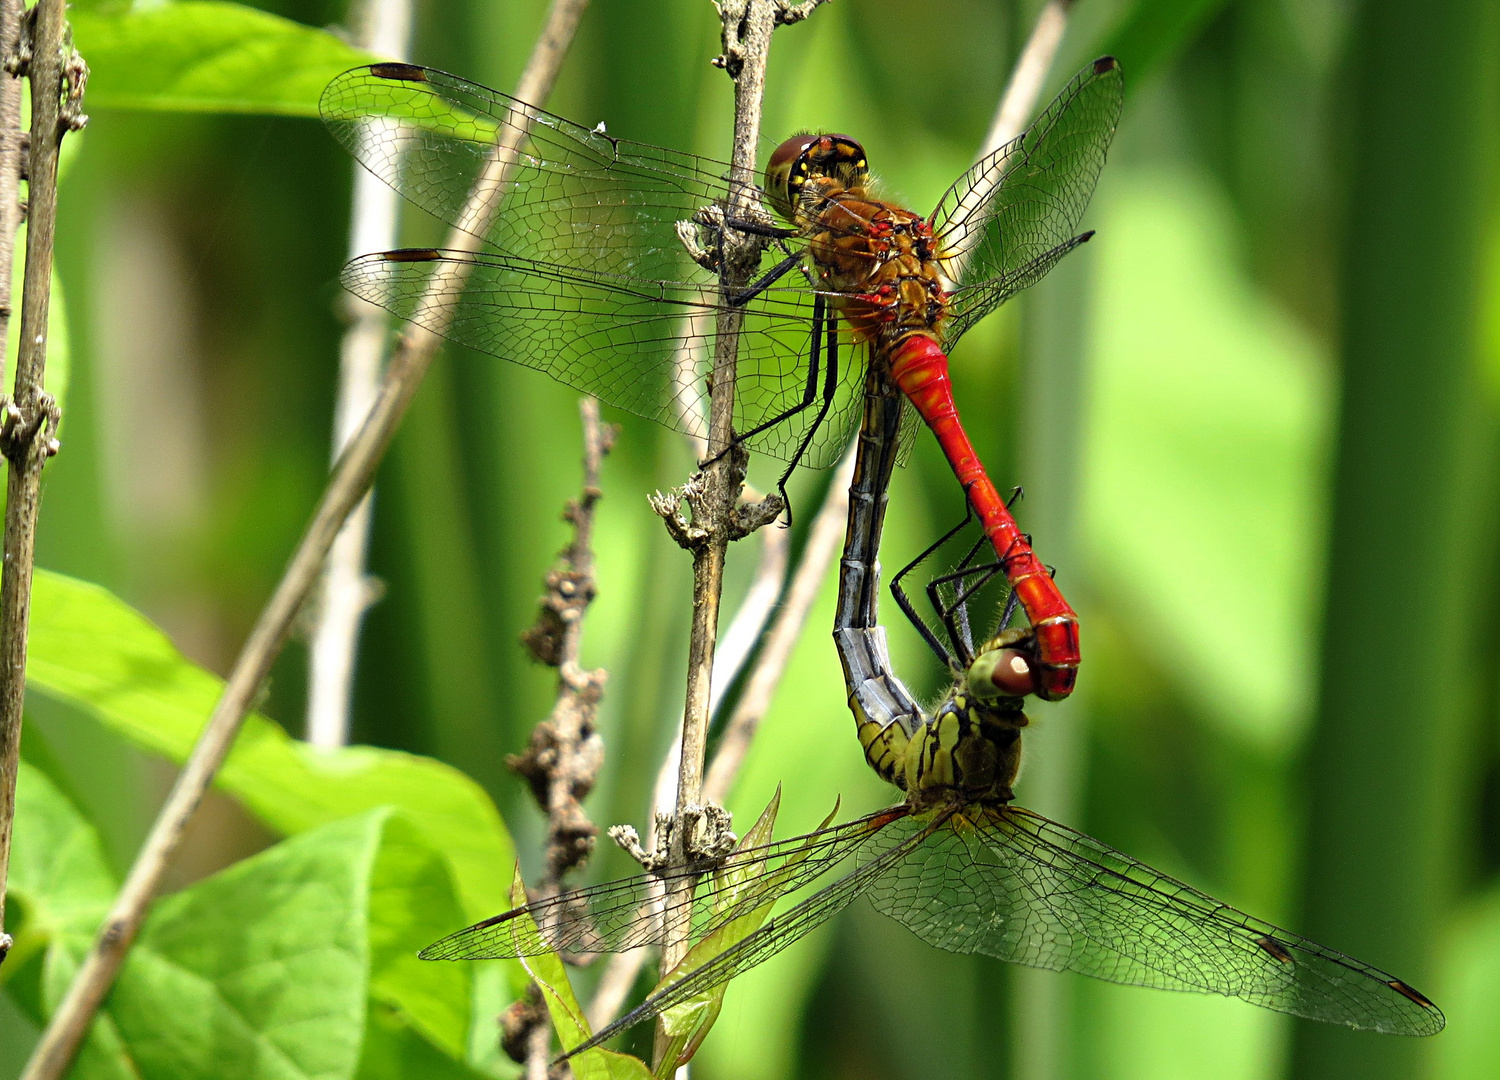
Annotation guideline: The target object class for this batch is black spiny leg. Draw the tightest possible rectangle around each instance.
[892,502,977,669]
[730,250,803,306]
[770,299,841,525]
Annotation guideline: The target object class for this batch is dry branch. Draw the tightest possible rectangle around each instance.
[0,0,79,966]
[506,398,614,1077]
[18,2,591,1075]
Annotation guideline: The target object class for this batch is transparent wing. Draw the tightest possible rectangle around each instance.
[568,808,934,1059]
[321,64,760,284]
[932,57,1124,342]
[342,249,869,467]
[420,807,902,961]
[866,806,1444,1036]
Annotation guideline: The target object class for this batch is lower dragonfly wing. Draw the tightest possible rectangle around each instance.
[866,806,1444,1036]
[341,249,867,469]
[420,808,899,961]
[568,807,934,1059]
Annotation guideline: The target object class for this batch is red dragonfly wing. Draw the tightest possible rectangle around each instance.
[341,249,871,467]
[321,64,760,285]
[421,808,898,961]
[931,57,1125,343]
[865,805,1444,1036]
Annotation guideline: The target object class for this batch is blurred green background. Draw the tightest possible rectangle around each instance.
[5,0,1500,1078]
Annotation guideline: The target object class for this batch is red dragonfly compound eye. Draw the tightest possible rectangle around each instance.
[764,132,867,221]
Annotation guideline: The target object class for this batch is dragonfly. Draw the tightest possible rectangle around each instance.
[420,386,1445,1058]
[320,58,1122,700]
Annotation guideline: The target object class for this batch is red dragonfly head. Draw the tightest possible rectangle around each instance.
[764,132,869,222]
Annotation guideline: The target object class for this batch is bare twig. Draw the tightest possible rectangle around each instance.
[646,4,825,1068]
[0,0,76,966]
[586,446,850,1033]
[304,0,415,748]
[506,398,614,1076]
[705,447,853,802]
[18,2,590,1075]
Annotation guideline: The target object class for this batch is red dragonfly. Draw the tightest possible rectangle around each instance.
[320,58,1123,700]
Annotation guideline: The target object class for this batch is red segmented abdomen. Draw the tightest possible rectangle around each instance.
[886,334,1080,700]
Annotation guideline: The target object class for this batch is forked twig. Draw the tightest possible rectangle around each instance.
[18,2,591,1076]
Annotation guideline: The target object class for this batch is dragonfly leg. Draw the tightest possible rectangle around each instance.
[891,502,977,669]
[770,302,842,524]
[729,249,803,306]
[722,216,799,241]
[702,294,838,526]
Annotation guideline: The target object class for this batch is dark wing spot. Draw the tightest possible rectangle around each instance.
[1388,980,1438,1009]
[1093,56,1118,74]
[370,62,428,82]
[1253,935,1294,963]
[381,248,444,262]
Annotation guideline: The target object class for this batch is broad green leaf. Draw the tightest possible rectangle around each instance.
[354,1001,497,1080]
[43,811,392,1080]
[72,3,378,116]
[1,762,114,1022]
[366,815,470,1060]
[26,569,516,926]
[509,868,652,1080]
[10,767,480,1080]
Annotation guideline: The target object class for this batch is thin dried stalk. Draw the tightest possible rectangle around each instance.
[18,3,590,1076]
[507,398,614,1077]
[0,0,78,964]
[646,2,826,1069]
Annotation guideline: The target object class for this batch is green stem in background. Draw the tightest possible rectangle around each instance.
[1010,234,1092,1080]
[1292,2,1496,1077]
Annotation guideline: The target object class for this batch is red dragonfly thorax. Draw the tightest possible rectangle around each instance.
[765,132,949,356]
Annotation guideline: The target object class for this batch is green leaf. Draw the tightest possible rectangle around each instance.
[353,1001,497,1080]
[10,765,481,1080]
[72,3,379,116]
[44,811,392,1080]
[26,569,517,927]
[1,761,115,1023]
[366,815,470,1059]
[508,868,652,1080]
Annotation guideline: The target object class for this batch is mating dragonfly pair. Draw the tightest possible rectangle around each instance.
[320,53,1444,1062]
